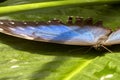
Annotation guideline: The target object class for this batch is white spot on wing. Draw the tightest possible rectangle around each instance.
[48,21,51,23]
[0,22,3,24]
[10,21,15,24]
[24,22,27,24]
[0,28,4,32]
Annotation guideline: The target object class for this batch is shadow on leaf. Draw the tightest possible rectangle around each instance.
[0,33,106,58]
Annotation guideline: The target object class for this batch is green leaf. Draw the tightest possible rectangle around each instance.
[0,0,120,80]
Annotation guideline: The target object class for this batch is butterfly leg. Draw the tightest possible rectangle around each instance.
[101,45,113,53]
[93,44,112,53]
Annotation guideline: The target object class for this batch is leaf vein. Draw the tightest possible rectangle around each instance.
[62,60,93,80]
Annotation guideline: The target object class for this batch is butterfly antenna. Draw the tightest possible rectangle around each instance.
[101,45,113,53]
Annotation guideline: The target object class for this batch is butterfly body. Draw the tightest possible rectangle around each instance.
[0,17,119,49]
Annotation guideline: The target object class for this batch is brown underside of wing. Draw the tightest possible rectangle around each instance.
[0,16,108,27]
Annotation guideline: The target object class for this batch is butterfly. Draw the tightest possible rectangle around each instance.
[0,16,119,52]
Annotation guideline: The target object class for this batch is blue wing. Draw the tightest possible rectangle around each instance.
[104,30,120,45]
[0,20,110,46]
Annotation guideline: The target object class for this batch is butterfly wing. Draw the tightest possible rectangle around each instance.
[0,19,110,46]
[104,29,120,45]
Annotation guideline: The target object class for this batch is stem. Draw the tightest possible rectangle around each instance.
[0,0,119,15]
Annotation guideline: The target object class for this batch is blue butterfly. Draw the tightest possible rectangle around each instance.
[0,17,119,52]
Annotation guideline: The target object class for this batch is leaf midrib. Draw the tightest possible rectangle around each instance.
[62,59,93,80]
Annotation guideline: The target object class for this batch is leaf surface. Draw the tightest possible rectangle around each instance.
[0,0,120,80]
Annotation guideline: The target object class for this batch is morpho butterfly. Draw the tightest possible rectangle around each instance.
[0,16,119,52]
